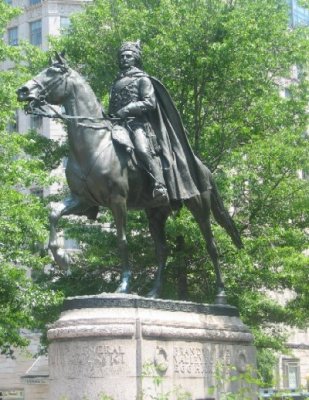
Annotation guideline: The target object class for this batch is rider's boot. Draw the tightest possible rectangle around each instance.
[147,157,168,200]
[138,151,168,202]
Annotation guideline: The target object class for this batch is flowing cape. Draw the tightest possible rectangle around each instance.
[112,67,212,200]
[149,77,212,200]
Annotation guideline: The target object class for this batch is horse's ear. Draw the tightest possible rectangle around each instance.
[55,51,62,64]
[55,50,69,70]
[48,55,53,66]
[55,51,66,65]
[60,50,66,58]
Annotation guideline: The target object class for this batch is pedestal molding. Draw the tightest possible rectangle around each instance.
[47,295,257,400]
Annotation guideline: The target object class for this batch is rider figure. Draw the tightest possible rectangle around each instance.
[110,40,212,204]
[109,40,168,201]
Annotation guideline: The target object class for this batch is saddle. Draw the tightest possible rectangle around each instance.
[112,124,134,152]
[111,124,169,207]
[111,124,139,173]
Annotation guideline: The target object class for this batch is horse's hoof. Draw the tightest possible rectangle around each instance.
[115,284,130,294]
[146,288,160,299]
[115,271,131,294]
[215,289,227,305]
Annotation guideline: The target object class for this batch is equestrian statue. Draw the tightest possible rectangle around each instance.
[17,43,242,302]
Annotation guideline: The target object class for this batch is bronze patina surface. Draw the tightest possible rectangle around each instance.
[17,48,242,301]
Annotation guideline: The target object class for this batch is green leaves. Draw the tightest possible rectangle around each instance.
[0,129,64,355]
[9,0,306,382]
[53,0,309,313]
[0,1,65,355]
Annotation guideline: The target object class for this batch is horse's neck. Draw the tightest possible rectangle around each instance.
[63,71,102,119]
[63,71,111,165]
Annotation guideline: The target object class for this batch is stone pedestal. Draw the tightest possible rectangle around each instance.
[47,294,256,400]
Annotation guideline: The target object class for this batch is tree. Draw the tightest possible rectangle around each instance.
[45,0,309,384]
[0,2,63,356]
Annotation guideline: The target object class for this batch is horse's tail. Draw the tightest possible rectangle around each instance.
[210,178,243,249]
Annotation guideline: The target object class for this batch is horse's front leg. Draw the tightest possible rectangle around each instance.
[49,196,97,269]
[48,200,73,269]
[111,195,131,293]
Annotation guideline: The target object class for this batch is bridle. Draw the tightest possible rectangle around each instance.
[24,66,115,127]
[25,67,72,121]
[34,67,70,102]
[23,65,130,128]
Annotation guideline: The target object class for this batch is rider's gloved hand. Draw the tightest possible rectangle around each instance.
[116,107,130,119]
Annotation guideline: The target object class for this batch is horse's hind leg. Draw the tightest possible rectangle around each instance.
[145,206,170,298]
[185,193,226,303]
[110,195,131,293]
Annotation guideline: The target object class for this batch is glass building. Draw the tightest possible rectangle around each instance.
[289,0,309,26]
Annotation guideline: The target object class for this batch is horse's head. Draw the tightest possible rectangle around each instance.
[17,52,71,107]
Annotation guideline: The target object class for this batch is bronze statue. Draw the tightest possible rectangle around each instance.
[17,49,242,302]
[109,40,168,202]
[109,41,215,206]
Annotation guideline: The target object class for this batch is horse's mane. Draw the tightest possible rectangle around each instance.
[68,67,103,112]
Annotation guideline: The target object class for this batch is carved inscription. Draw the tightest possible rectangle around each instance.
[49,342,127,378]
[173,345,232,378]
[174,346,214,376]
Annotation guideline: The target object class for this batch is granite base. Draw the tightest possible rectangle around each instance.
[47,294,257,400]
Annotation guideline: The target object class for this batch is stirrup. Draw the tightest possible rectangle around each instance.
[153,184,168,200]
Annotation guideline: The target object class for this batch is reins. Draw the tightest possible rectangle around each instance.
[24,67,126,128]
[25,99,133,130]
[25,99,107,123]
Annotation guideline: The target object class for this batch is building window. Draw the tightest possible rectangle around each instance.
[8,27,18,46]
[30,115,42,131]
[60,16,71,32]
[0,390,24,399]
[7,111,18,133]
[294,6,309,26]
[290,0,309,27]
[29,0,41,5]
[282,358,300,389]
[301,168,309,180]
[30,20,42,46]
[282,87,291,99]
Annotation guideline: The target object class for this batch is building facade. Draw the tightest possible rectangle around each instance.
[0,331,48,400]
[289,0,309,27]
[261,1,309,397]
[3,0,91,137]
[3,0,91,196]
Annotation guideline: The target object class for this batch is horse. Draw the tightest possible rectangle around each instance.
[17,53,242,302]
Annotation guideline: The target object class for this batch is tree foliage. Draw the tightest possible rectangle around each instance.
[1,0,306,384]
[48,1,309,380]
[0,1,63,355]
